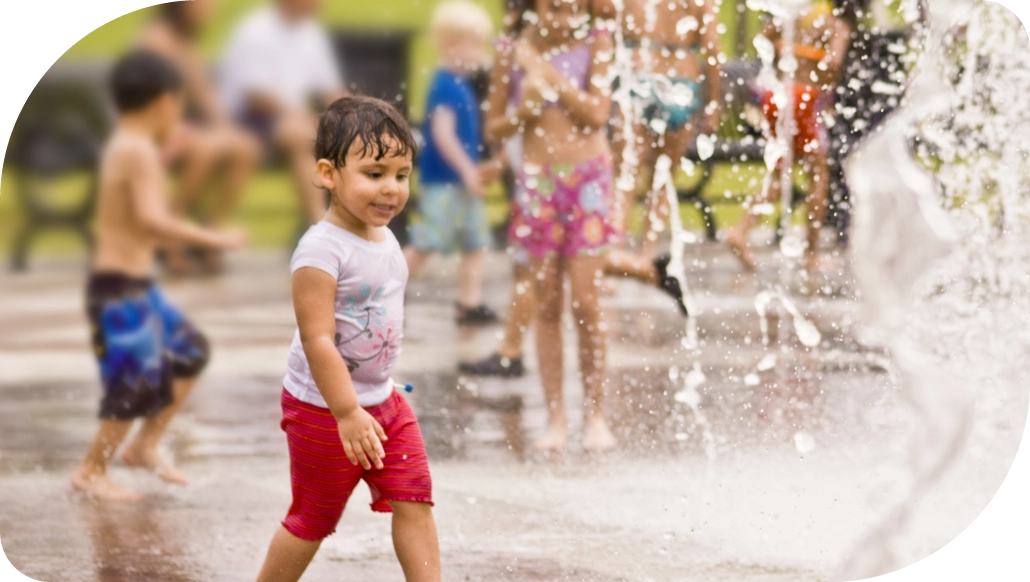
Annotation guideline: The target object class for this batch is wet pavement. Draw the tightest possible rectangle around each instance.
[0,236,1026,582]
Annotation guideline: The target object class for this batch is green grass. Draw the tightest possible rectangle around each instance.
[0,158,804,256]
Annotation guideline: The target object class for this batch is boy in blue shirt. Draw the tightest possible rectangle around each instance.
[404,0,501,325]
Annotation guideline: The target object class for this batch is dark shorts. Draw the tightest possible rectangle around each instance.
[236,109,278,160]
[86,273,210,420]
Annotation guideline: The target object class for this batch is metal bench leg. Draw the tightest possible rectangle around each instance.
[10,220,36,272]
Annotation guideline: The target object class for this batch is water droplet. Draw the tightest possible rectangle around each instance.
[696,134,715,161]
[794,431,816,455]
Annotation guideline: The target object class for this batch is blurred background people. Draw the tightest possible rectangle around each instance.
[404,0,503,326]
[140,0,262,275]
[726,0,851,272]
[219,0,347,225]
[485,0,621,452]
[610,0,723,259]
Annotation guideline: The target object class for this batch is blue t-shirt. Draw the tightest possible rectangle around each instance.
[420,69,481,184]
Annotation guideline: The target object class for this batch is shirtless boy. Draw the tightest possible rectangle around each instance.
[726,0,850,272]
[70,50,244,501]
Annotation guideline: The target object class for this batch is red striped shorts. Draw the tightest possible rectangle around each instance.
[280,388,433,541]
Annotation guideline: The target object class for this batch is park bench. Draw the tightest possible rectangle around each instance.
[6,61,112,271]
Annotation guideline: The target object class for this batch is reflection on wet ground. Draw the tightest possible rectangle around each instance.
[0,245,1025,581]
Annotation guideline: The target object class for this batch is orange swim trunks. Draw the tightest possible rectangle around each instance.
[759,84,829,156]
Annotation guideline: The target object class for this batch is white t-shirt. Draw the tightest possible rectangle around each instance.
[219,5,344,118]
[284,222,407,409]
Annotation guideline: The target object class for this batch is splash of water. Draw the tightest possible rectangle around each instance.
[838,0,1030,577]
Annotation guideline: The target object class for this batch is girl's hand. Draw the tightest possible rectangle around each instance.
[514,39,542,74]
[521,70,549,110]
[477,158,505,186]
[336,407,388,470]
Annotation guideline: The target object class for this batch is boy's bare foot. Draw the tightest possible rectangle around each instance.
[582,417,617,452]
[726,228,757,271]
[70,467,143,502]
[533,423,568,452]
[119,444,189,485]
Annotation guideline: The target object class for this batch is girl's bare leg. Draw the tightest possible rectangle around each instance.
[727,167,780,271]
[391,501,442,582]
[640,124,695,258]
[603,249,657,284]
[803,150,830,272]
[255,526,321,582]
[531,255,568,450]
[119,376,196,485]
[568,255,616,452]
[404,246,432,279]
[71,419,141,502]
[499,264,535,358]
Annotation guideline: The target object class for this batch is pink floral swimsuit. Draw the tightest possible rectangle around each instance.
[504,30,621,258]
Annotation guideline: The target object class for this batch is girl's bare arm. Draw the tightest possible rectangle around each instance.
[293,268,387,470]
[535,31,614,130]
[484,37,538,144]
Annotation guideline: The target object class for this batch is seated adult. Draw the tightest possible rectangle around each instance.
[140,0,261,275]
[219,0,347,225]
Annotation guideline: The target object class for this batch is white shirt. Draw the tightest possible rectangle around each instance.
[284,222,407,409]
[219,5,344,118]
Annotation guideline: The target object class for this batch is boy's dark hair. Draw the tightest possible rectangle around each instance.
[109,50,183,113]
[315,96,417,167]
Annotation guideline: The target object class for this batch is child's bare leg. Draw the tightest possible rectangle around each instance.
[254,526,321,582]
[164,130,221,274]
[499,264,534,358]
[71,419,142,502]
[803,151,830,272]
[207,127,262,227]
[457,249,485,309]
[531,255,568,450]
[276,113,324,224]
[727,168,779,271]
[569,256,616,452]
[640,125,692,258]
[404,246,432,279]
[120,376,196,485]
[604,249,658,285]
[390,501,441,582]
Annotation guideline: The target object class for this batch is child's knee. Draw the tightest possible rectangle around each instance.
[169,330,210,378]
[389,500,434,522]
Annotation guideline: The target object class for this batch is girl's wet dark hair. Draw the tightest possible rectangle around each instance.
[315,96,417,167]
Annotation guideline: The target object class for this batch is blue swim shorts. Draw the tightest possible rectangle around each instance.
[408,183,491,254]
[86,273,210,420]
